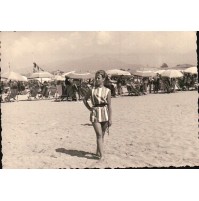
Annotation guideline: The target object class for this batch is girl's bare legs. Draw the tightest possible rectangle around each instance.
[92,122,104,159]
[101,122,109,143]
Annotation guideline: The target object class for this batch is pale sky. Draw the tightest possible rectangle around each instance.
[1,31,197,73]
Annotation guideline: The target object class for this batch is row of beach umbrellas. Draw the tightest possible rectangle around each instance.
[1,71,28,82]
[129,67,197,78]
[132,70,184,78]
[1,67,197,82]
[1,71,95,82]
[184,66,197,74]
[106,67,197,78]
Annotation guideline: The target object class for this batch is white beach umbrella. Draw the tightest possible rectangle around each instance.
[1,77,8,82]
[62,71,76,77]
[28,77,52,83]
[132,70,155,77]
[154,70,166,75]
[161,70,183,78]
[52,75,65,81]
[29,71,53,78]
[2,71,27,81]
[184,67,197,74]
[22,76,28,81]
[66,72,94,79]
[106,69,131,76]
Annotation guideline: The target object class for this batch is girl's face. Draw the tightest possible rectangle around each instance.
[95,73,105,86]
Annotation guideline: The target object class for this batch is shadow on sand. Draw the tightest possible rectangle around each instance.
[55,148,98,160]
[81,123,92,126]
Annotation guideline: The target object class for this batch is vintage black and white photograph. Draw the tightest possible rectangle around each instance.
[1,31,198,168]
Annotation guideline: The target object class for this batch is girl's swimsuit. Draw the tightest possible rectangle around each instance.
[90,86,110,123]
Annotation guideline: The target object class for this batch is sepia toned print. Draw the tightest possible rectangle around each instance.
[1,31,198,168]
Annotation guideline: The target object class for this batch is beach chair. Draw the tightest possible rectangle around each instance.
[127,84,141,96]
[37,84,50,99]
[66,84,78,101]
[46,86,56,99]
[28,86,40,100]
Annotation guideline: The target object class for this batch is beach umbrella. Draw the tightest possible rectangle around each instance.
[106,69,131,76]
[154,70,166,75]
[161,70,183,78]
[66,72,94,79]
[28,77,52,83]
[1,77,8,82]
[2,71,27,81]
[132,70,155,77]
[22,76,28,81]
[52,75,65,81]
[62,71,76,77]
[110,74,133,79]
[184,67,197,74]
[29,71,53,79]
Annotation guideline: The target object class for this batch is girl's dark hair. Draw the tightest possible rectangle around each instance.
[95,70,107,79]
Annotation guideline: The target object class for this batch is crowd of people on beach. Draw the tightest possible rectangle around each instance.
[104,72,197,96]
[0,77,90,102]
[125,73,197,95]
[0,70,197,103]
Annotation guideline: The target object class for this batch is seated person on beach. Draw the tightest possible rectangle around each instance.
[28,81,40,99]
[9,81,18,100]
[126,78,140,96]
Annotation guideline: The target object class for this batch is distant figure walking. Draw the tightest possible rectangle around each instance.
[117,76,123,95]
[83,70,112,160]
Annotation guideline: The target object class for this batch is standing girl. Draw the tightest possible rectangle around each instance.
[83,70,112,160]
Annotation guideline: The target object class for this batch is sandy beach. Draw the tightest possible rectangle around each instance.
[1,91,198,168]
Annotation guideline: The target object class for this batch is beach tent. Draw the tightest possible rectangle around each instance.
[2,71,28,82]
[161,70,183,78]
[184,66,197,74]
[106,69,131,76]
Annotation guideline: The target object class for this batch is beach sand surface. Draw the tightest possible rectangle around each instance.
[1,91,199,168]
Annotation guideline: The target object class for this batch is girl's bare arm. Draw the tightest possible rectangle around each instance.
[83,89,92,111]
[107,90,112,126]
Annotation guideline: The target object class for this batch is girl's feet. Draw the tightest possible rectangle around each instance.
[96,148,100,156]
[96,149,105,160]
[99,155,105,161]
[96,151,101,159]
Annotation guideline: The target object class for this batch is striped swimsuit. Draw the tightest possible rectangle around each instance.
[90,86,110,123]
